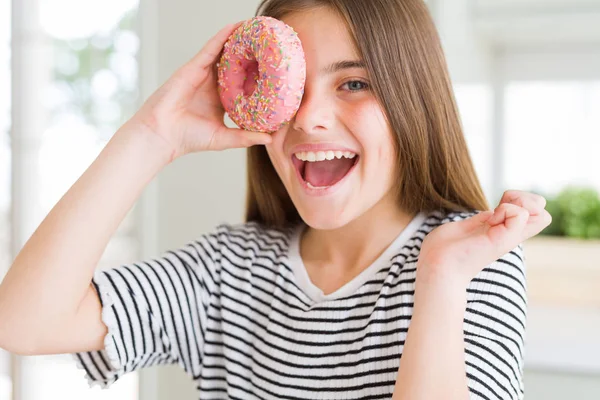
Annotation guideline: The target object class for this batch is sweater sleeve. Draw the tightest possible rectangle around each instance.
[464,245,527,400]
[72,225,227,389]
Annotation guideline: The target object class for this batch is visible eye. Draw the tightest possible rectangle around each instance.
[340,80,370,92]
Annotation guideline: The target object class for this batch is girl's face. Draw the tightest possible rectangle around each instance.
[265,8,399,230]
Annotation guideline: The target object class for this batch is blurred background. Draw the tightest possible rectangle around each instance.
[0,0,599,399]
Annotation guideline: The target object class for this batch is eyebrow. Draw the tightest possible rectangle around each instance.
[322,60,366,74]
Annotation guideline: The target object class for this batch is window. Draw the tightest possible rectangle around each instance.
[6,0,143,399]
[504,81,600,195]
[454,84,494,202]
[453,50,600,205]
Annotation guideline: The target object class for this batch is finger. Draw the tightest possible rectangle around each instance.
[521,209,553,239]
[486,203,530,253]
[173,22,245,92]
[210,127,272,150]
[466,210,494,227]
[190,21,244,71]
[497,191,553,240]
[488,203,529,230]
[500,190,546,216]
[165,22,245,105]
[503,204,530,231]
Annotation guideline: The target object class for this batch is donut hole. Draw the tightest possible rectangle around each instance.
[243,60,260,97]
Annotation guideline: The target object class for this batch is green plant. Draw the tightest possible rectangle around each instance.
[541,196,563,236]
[540,186,600,239]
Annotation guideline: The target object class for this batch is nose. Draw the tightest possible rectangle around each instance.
[292,84,333,134]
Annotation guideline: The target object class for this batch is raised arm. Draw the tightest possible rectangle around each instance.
[0,127,171,355]
[0,22,271,356]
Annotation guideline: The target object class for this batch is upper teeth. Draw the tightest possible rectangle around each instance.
[295,151,357,162]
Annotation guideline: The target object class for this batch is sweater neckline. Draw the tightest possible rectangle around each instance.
[287,212,427,303]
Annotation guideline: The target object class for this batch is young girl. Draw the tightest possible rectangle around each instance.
[0,0,551,399]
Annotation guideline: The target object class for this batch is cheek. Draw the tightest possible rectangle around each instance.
[353,102,396,163]
[376,137,397,185]
[265,126,289,171]
[264,145,281,175]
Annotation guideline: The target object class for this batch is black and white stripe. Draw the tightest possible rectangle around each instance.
[74,210,527,400]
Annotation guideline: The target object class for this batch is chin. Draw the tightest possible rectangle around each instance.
[294,204,356,231]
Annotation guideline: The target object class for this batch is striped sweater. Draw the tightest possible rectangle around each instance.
[73,210,527,400]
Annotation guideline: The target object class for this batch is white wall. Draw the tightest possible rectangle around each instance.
[140,1,262,398]
[430,0,493,84]
[154,0,261,249]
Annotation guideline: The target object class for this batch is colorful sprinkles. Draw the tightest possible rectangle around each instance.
[217,16,307,133]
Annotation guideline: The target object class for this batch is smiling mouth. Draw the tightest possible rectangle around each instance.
[292,153,360,189]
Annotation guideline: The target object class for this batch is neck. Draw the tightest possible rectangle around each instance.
[300,193,418,277]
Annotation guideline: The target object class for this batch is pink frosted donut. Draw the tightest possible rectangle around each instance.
[217,16,306,133]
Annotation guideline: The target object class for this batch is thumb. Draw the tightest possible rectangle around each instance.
[209,126,273,151]
[466,210,494,227]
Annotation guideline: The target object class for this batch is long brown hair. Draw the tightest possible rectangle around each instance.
[245,0,489,228]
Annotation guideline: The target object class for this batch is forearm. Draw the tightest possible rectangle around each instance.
[392,266,470,400]
[0,125,172,349]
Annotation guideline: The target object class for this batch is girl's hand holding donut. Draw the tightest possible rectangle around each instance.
[417,192,552,290]
[124,23,273,162]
